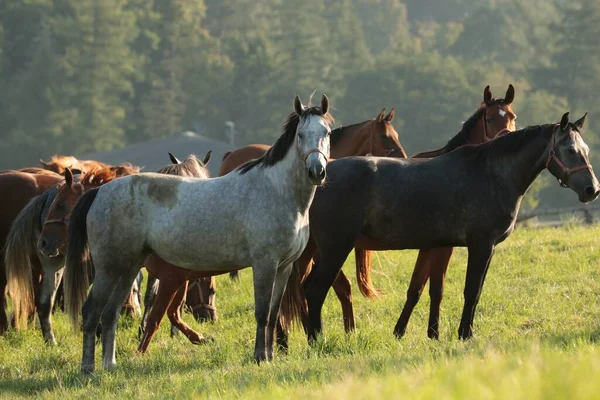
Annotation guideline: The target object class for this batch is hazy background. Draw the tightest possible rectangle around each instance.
[0,0,598,209]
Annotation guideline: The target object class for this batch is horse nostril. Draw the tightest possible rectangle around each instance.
[39,239,47,249]
[318,168,326,180]
[584,186,599,198]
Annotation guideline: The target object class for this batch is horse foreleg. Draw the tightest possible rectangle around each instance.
[427,247,454,339]
[36,260,63,345]
[167,281,211,345]
[138,276,181,353]
[458,243,495,340]
[393,249,433,338]
[332,271,354,332]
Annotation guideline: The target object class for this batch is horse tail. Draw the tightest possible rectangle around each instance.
[64,188,98,328]
[222,151,232,162]
[279,261,309,331]
[5,192,49,329]
[355,248,380,298]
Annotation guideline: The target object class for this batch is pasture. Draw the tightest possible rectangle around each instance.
[1,225,600,399]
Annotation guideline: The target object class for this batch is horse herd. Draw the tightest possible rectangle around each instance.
[1,85,598,374]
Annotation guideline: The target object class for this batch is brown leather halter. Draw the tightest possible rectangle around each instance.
[186,279,216,316]
[545,124,593,188]
[367,120,400,157]
[302,148,329,162]
[481,106,511,143]
[43,216,69,226]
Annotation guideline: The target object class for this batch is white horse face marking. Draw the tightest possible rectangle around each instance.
[297,113,331,185]
[498,109,506,117]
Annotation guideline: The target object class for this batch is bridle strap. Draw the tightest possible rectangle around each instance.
[187,279,216,312]
[302,148,329,162]
[481,107,512,143]
[545,124,593,188]
[43,217,68,226]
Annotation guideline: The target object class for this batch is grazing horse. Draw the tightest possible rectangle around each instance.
[218,108,406,332]
[0,172,64,335]
[40,155,109,175]
[5,164,141,344]
[131,152,216,344]
[283,112,598,343]
[64,95,332,372]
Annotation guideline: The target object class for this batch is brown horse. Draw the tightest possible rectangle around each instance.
[0,171,64,334]
[39,155,109,175]
[5,164,141,343]
[277,84,518,344]
[138,152,218,352]
[216,109,406,332]
[139,152,217,339]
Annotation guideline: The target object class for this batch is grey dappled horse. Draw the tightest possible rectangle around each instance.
[64,94,333,373]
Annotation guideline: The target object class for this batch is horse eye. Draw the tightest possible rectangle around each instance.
[298,132,304,140]
[486,118,493,123]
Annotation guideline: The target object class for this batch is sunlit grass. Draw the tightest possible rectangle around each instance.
[1,225,600,399]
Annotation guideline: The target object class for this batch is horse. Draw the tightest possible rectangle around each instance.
[39,155,109,175]
[63,94,333,372]
[283,112,598,344]
[217,108,406,333]
[275,84,518,343]
[0,171,64,335]
[384,84,517,339]
[5,164,141,344]
[135,152,217,345]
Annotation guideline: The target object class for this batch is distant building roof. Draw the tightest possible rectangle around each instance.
[79,131,234,176]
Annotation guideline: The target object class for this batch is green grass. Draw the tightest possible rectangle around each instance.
[2,225,600,399]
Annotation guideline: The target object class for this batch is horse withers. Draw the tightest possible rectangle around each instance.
[284,112,598,343]
[64,94,333,372]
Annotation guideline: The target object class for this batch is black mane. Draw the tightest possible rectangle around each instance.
[238,106,334,174]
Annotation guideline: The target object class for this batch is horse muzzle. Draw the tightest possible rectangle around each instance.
[38,238,62,258]
[304,149,328,185]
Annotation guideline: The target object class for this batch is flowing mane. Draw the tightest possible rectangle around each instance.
[156,155,209,178]
[80,163,140,186]
[238,106,334,174]
[413,98,509,159]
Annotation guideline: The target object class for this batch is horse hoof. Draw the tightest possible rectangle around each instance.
[81,364,95,374]
[393,328,406,339]
[191,335,214,345]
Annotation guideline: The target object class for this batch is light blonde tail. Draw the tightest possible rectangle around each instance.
[355,249,380,298]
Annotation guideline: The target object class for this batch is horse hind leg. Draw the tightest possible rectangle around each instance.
[99,266,144,370]
[139,273,159,339]
[393,249,433,339]
[332,270,354,333]
[0,263,7,334]
[166,281,211,345]
[427,247,454,340]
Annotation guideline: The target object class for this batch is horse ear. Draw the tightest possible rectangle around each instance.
[321,94,329,115]
[168,152,181,164]
[202,150,212,166]
[574,112,587,131]
[294,95,304,116]
[483,85,492,104]
[560,112,570,131]
[504,84,515,105]
[377,108,386,122]
[40,159,50,167]
[64,168,73,187]
[385,108,396,122]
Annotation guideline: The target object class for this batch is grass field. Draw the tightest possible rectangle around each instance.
[2,225,600,399]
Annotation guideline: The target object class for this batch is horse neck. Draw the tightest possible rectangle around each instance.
[331,121,372,158]
[488,126,552,196]
[264,145,316,212]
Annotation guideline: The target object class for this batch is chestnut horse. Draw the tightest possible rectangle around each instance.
[139,152,217,340]
[39,155,109,175]
[0,171,63,335]
[5,164,141,343]
[217,109,406,332]
[277,85,518,344]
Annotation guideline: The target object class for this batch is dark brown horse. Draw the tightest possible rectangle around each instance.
[0,171,63,334]
[288,112,597,344]
[276,85,518,344]
[217,109,406,332]
[5,164,141,343]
